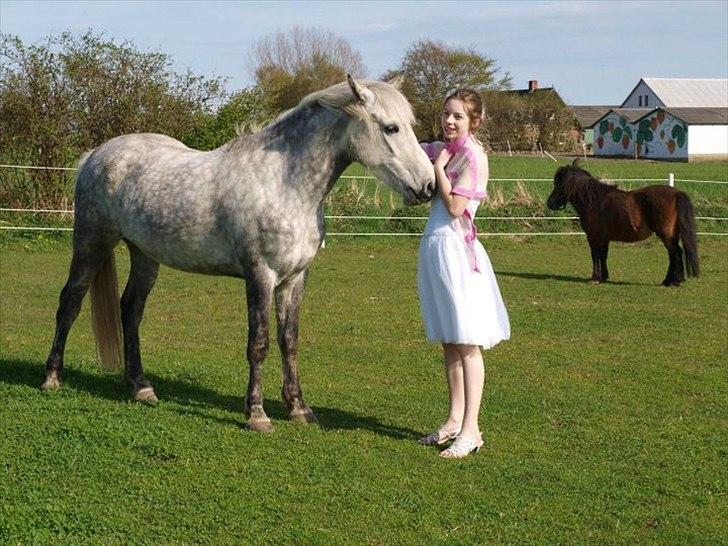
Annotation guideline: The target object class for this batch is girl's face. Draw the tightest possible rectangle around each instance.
[441,99,470,142]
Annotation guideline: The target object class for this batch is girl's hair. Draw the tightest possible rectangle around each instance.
[444,88,484,132]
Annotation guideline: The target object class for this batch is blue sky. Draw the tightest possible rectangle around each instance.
[2,0,726,105]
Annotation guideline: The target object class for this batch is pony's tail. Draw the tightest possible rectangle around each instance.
[90,252,124,372]
[677,191,700,278]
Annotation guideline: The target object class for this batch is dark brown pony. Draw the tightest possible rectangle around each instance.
[546,161,700,286]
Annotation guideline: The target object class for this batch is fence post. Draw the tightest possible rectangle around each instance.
[668,173,674,187]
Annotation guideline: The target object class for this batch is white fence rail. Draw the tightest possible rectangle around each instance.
[2,164,726,236]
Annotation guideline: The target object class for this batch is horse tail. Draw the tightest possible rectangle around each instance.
[90,252,124,372]
[677,191,700,278]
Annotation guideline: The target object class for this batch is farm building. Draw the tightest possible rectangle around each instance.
[588,78,728,161]
[570,105,617,151]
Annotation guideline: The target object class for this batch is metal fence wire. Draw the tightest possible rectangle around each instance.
[1,164,726,236]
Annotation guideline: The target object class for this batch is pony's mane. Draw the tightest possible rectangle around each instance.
[557,165,619,209]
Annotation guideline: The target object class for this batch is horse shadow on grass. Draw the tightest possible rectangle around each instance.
[0,358,420,441]
[497,270,646,286]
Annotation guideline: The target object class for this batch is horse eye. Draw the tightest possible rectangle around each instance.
[384,124,399,135]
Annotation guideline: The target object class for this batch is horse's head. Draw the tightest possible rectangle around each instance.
[334,76,435,205]
[547,160,589,210]
[546,165,572,210]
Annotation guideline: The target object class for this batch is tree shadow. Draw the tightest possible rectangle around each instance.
[498,270,645,286]
[0,358,420,441]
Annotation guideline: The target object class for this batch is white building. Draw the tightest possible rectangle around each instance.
[590,78,728,161]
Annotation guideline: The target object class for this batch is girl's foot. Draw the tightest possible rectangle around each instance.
[439,433,483,458]
[418,423,462,446]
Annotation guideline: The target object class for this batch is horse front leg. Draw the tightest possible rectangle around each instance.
[588,239,604,283]
[600,242,610,282]
[275,270,317,424]
[244,270,275,432]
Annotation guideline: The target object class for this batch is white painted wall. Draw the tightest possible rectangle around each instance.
[621,81,664,108]
[688,125,728,156]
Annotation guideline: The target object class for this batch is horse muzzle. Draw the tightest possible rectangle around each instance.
[546,197,566,210]
[416,179,436,204]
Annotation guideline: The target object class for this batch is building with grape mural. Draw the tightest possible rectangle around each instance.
[586,78,727,161]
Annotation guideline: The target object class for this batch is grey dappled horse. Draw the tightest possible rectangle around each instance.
[43,76,435,431]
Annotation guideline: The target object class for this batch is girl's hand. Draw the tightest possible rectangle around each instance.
[434,148,452,170]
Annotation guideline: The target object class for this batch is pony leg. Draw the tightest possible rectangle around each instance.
[43,246,112,390]
[588,240,604,283]
[244,270,276,432]
[120,242,160,403]
[275,270,316,424]
[600,243,610,282]
[661,236,684,287]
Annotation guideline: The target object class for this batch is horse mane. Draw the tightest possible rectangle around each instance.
[306,80,416,125]
[222,80,415,152]
[556,164,619,209]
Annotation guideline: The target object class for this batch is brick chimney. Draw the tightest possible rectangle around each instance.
[528,80,539,91]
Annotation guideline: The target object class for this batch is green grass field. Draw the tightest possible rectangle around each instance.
[1,236,726,544]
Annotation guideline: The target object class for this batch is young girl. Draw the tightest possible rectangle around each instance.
[418,89,510,459]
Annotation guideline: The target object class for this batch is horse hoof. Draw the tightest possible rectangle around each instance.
[133,386,158,405]
[41,373,62,391]
[290,408,318,424]
[246,405,274,432]
[247,418,275,433]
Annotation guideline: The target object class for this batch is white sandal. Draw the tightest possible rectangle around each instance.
[418,424,462,446]
[439,434,484,458]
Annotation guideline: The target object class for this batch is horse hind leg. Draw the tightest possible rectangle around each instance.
[275,270,316,424]
[661,235,684,287]
[43,241,116,390]
[120,241,160,403]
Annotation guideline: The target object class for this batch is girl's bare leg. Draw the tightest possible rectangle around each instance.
[459,344,485,439]
[442,343,465,430]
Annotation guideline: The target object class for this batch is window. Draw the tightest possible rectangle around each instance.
[638,96,643,107]
[645,95,649,106]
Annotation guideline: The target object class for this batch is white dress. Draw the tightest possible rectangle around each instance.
[417,137,510,349]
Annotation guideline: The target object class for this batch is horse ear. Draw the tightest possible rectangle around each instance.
[347,74,375,109]
[384,72,405,90]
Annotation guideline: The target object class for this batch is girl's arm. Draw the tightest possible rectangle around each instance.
[434,150,469,218]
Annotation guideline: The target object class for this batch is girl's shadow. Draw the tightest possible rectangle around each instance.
[0,358,419,441]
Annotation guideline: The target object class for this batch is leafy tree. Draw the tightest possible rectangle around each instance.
[251,26,366,112]
[0,30,225,207]
[184,86,276,150]
[384,40,511,141]
[483,89,580,153]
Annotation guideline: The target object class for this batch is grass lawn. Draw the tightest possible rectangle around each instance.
[1,236,726,544]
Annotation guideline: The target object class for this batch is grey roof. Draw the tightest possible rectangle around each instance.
[589,107,728,128]
[635,107,728,125]
[622,78,728,108]
[588,108,653,127]
[504,87,566,105]
[570,105,618,127]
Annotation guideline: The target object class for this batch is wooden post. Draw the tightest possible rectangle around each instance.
[507,139,512,157]
[668,173,674,187]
